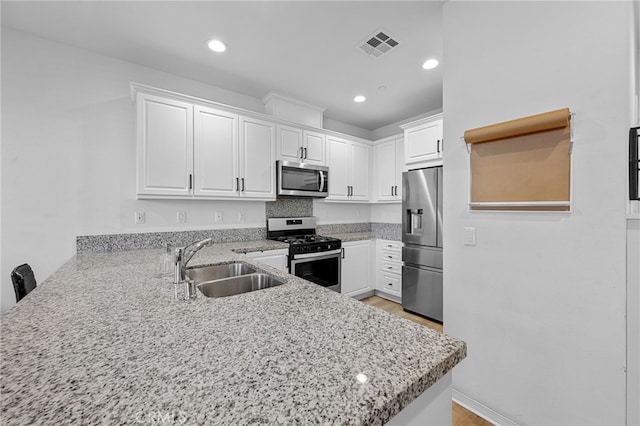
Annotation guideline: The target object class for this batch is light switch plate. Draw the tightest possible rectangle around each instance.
[464,227,477,246]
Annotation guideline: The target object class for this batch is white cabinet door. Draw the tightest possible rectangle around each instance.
[374,137,403,202]
[326,136,350,200]
[193,106,239,197]
[302,130,325,165]
[326,136,371,202]
[341,240,372,298]
[375,140,398,202]
[349,141,370,201]
[395,139,404,198]
[404,118,443,166]
[240,116,276,199]
[277,124,303,163]
[136,93,193,197]
[245,249,288,271]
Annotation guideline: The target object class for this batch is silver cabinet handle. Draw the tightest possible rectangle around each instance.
[304,147,307,159]
[437,139,441,153]
[394,185,398,196]
[299,146,304,160]
[391,185,394,196]
[241,178,245,191]
[341,248,345,259]
[236,177,240,191]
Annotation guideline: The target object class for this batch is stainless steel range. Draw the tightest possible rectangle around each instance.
[267,217,342,292]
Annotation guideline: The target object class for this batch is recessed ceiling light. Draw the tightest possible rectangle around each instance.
[422,59,439,70]
[354,95,366,103]
[207,39,227,53]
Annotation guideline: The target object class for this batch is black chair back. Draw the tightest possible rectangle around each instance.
[11,264,37,303]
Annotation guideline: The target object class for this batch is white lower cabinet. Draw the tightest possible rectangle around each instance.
[340,240,372,298]
[375,239,403,301]
[245,249,288,272]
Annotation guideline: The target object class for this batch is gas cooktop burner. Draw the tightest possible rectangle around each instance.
[277,234,338,245]
[266,217,342,254]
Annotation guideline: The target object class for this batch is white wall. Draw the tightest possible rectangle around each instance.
[371,204,401,224]
[0,28,382,315]
[0,28,266,314]
[313,200,371,225]
[442,2,632,425]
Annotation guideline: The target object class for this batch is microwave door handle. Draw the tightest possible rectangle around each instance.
[319,170,326,192]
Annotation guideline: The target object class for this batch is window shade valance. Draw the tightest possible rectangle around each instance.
[464,108,573,212]
[464,108,571,145]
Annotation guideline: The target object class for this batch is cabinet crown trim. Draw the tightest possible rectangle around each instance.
[399,113,443,130]
[130,82,374,146]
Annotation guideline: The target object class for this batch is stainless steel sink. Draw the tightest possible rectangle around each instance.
[185,262,256,283]
[196,274,285,298]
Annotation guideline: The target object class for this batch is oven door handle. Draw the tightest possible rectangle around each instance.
[290,248,343,261]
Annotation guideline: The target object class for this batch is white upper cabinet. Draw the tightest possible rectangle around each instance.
[326,136,350,199]
[193,105,239,197]
[401,114,443,168]
[302,130,325,165]
[276,124,325,165]
[136,93,193,197]
[349,141,370,201]
[374,136,404,202]
[276,124,303,163]
[240,116,276,199]
[134,85,276,201]
[326,135,370,202]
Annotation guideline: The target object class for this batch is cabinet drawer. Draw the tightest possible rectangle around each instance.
[381,262,402,274]
[381,251,401,262]
[380,241,402,252]
[380,272,401,292]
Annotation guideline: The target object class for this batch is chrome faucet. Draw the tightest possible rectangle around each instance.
[174,237,213,300]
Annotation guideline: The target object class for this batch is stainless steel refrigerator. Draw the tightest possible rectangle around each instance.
[401,166,443,322]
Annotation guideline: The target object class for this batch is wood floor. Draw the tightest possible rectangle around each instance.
[360,296,492,426]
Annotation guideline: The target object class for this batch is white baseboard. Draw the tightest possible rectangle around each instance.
[452,389,519,426]
[374,289,402,304]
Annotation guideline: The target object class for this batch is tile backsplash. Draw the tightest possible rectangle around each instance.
[265,198,313,218]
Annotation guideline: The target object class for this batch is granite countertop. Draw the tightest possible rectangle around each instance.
[324,232,374,242]
[0,240,465,425]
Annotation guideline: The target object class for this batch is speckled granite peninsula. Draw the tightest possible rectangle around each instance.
[1,240,466,425]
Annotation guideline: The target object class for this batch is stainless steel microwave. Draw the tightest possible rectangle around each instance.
[276,160,328,198]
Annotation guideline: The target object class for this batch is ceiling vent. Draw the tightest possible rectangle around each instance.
[359,29,400,58]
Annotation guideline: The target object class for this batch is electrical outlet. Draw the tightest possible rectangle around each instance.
[177,211,187,224]
[238,211,246,222]
[214,211,223,223]
[135,212,145,225]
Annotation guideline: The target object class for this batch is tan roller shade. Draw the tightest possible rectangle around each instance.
[465,108,572,212]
